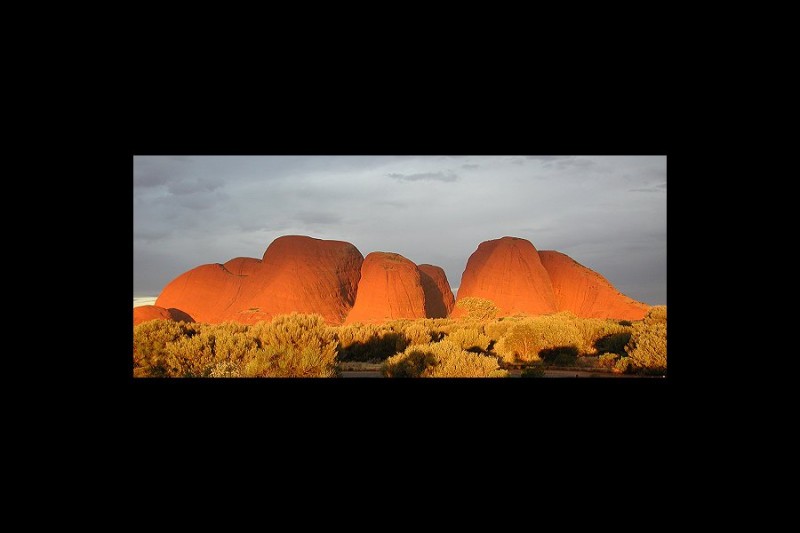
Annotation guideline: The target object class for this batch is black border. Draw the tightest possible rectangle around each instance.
[119,106,679,428]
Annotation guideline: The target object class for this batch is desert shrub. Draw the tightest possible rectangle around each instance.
[382,340,507,378]
[160,322,259,378]
[494,315,584,363]
[572,317,632,355]
[625,306,667,372]
[614,357,632,374]
[484,318,517,344]
[335,323,407,362]
[619,320,633,327]
[244,313,339,377]
[521,366,546,378]
[598,352,620,368]
[446,327,491,352]
[455,297,498,320]
[402,323,433,346]
[540,346,579,366]
[209,359,244,378]
[133,320,190,377]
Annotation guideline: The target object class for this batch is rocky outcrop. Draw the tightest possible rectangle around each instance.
[133,305,195,326]
[236,235,364,324]
[418,264,455,318]
[452,236,557,317]
[155,263,247,323]
[155,235,363,325]
[223,257,262,276]
[538,250,649,320]
[345,252,427,324]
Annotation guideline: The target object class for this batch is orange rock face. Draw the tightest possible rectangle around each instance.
[538,250,649,320]
[236,235,363,324]
[155,236,363,325]
[223,257,262,276]
[133,305,195,326]
[155,263,247,323]
[345,252,427,324]
[453,237,557,317]
[418,264,455,318]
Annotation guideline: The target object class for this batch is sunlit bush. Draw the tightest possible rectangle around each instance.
[455,297,498,320]
[598,352,619,369]
[382,340,507,378]
[133,320,190,377]
[446,327,491,352]
[625,306,666,372]
[244,313,339,377]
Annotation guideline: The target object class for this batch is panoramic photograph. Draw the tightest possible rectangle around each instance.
[133,156,666,378]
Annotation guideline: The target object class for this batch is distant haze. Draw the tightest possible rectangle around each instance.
[134,156,666,305]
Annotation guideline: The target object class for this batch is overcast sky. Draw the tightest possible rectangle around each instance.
[134,156,666,305]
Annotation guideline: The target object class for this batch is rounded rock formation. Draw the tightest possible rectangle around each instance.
[133,305,195,326]
[452,236,557,317]
[345,252,427,324]
[223,256,262,276]
[156,235,364,325]
[236,235,364,324]
[538,250,649,320]
[155,263,247,323]
[418,264,455,318]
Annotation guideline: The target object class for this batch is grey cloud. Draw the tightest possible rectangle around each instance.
[134,170,169,188]
[175,190,228,210]
[135,156,665,305]
[167,177,223,195]
[629,182,667,193]
[377,200,406,208]
[525,156,593,170]
[387,171,459,182]
[296,212,341,225]
[134,229,170,242]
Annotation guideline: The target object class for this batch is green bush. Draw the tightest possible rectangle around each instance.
[382,340,507,378]
[625,306,667,372]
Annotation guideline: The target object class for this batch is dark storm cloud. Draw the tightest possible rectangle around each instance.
[387,171,459,182]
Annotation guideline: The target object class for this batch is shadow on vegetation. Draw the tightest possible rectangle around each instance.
[338,332,409,362]
[593,332,631,356]
[539,345,579,366]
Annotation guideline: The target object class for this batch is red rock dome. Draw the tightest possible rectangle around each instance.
[155,236,363,325]
[133,305,195,326]
[418,264,455,318]
[345,252,427,324]
[538,250,649,320]
[453,237,557,317]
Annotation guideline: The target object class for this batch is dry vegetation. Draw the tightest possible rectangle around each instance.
[133,300,667,378]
